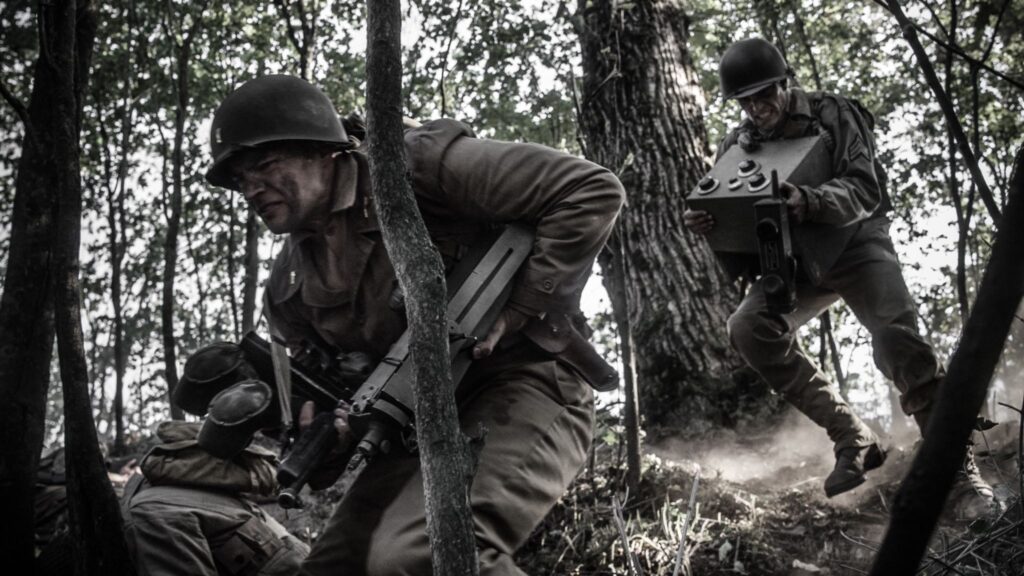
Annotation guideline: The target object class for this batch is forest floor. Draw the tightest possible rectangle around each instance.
[516,410,1024,576]
[271,410,1023,576]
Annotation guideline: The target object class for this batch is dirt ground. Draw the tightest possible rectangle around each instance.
[268,411,1023,575]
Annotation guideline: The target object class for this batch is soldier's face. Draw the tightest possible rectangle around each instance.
[737,83,788,131]
[231,145,335,234]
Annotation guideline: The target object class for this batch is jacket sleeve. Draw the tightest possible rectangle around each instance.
[406,120,625,316]
[800,95,883,227]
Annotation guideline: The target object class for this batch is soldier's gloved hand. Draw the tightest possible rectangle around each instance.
[683,209,714,234]
[473,307,530,359]
[781,181,808,224]
[298,399,353,452]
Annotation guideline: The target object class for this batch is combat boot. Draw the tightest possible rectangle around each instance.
[949,445,996,520]
[824,442,887,498]
[913,410,996,520]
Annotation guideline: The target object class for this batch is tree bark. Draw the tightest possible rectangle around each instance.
[242,206,260,333]
[577,0,759,434]
[52,3,136,573]
[598,233,641,493]
[0,0,77,565]
[869,145,1024,574]
[365,1,478,573]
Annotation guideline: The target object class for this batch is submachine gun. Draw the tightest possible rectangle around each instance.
[686,135,832,313]
[242,223,535,508]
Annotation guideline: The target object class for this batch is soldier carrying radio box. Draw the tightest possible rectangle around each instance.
[683,37,995,518]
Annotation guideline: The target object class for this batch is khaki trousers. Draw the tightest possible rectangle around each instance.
[727,219,942,451]
[300,348,594,576]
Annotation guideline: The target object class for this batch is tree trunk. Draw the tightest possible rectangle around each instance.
[242,206,260,333]
[577,0,762,435]
[598,233,641,493]
[0,0,77,565]
[869,145,1024,574]
[160,2,205,420]
[51,3,136,573]
[365,0,478,573]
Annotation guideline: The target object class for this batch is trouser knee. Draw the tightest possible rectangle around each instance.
[871,324,941,414]
[727,309,791,368]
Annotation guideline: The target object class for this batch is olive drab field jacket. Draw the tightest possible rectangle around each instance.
[264,119,625,390]
[717,88,890,284]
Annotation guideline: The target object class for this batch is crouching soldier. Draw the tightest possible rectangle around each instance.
[122,389,308,576]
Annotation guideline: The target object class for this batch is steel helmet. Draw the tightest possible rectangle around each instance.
[719,38,791,101]
[205,74,348,189]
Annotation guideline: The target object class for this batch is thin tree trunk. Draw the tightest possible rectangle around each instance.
[52,4,136,572]
[787,0,822,91]
[242,206,260,333]
[599,232,641,493]
[869,145,1024,574]
[160,1,207,420]
[274,0,318,81]
[365,0,479,573]
[577,0,753,434]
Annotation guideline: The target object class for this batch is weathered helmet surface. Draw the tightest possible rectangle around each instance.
[198,379,279,460]
[205,74,348,189]
[719,38,790,100]
[175,342,258,416]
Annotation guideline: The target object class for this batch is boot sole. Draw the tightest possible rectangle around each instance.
[824,443,888,498]
[825,475,865,498]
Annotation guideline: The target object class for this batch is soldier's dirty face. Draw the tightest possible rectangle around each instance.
[737,83,788,131]
[231,144,334,234]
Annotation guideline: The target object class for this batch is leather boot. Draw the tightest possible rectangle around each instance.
[824,442,887,498]
[913,410,996,520]
[950,444,996,520]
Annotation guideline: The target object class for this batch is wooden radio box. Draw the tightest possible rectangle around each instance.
[686,135,832,254]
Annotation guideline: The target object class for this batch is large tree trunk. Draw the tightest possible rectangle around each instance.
[577,0,764,434]
[365,0,478,573]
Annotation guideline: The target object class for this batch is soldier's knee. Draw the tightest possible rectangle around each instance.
[728,309,789,362]
[871,324,939,382]
[365,535,431,576]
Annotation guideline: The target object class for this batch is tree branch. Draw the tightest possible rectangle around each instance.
[881,0,1002,226]
[0,79,39,152]
[871,0,1024,93]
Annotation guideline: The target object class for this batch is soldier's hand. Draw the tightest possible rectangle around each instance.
[683,209,714,234]
[299,399,353,451]
[781,181,807,224]
[473,307,530,359]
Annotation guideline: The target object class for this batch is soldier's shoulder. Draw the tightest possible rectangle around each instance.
[806,90,875,129]
[404,119,476,151]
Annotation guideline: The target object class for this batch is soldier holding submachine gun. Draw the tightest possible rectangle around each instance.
[684,37,994,518]
[191,74,624,576]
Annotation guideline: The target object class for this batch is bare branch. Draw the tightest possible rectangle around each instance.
[872,0,1024,93]
[0,79,39,152]
[880,0,1002,226]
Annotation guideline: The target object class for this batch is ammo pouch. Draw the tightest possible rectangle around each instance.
[212,514,284,576]
[523,313,619,392]
[177,342,261,416]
